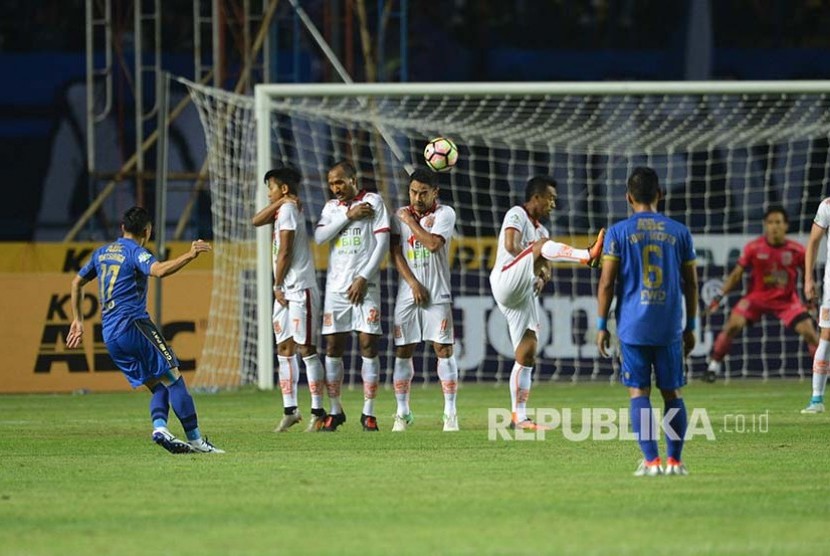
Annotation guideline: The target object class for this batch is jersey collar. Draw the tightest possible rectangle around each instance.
[339,189,368,206]
[410,201,438,218]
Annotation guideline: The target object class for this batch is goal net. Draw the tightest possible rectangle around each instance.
[182,79,830,389]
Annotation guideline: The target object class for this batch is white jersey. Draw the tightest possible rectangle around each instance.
[815,198,830,267]
[392,204,456,305]
[316,190,390,292]
[493,205,550,272]
[814,198,830,324]
[272,202,317,296]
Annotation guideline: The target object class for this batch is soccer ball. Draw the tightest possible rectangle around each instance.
[424,137,458,172]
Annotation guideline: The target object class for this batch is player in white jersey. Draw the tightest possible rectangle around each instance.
[314,161,391,431]
[252,166,325,432]
[390,168,459,432]
[490,176,605,430]
[803,197,830,413]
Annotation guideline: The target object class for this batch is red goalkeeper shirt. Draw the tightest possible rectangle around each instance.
[738,236,805,304]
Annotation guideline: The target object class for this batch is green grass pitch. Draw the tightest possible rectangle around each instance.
[2,380,829,555]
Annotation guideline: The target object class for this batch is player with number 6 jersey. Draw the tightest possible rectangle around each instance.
[596,167,698,476]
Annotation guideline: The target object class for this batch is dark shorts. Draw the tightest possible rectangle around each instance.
[619,341,685,390]
[106,319,180,388]
[732,293,810,328]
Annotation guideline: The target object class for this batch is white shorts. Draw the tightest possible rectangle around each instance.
[490,249,540,350]
[393,300,454,346]
[272,287,321,346]
[322,287,383,336]
[821,273,830,328]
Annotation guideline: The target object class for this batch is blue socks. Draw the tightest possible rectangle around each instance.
[168,377,200,440]
[630,396,659,461]
[149,383,169,429]
[664,398,688,461]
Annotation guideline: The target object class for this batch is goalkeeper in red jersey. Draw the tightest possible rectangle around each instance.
[705,206,818,382]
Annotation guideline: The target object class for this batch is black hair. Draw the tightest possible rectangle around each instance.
[263,165,302,195]
[330,160,357,180]
[627,167,660,204]
[764,205,789,223]
[525,176,556,202]
[122,206,152,236]
[409,167,438,188]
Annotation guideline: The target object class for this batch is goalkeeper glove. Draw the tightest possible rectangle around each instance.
[706,293,724,315]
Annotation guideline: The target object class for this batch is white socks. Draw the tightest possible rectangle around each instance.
[304,354,325,410]
[437,356,459,416]
[541,240,588,263]
[393,357,415,417]
[812,339,830,398]
[509,363,533,422]
[277,355,299,408]
[325,356,345,414]
[361,356,380,416]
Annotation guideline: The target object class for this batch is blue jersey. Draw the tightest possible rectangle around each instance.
[78,237,157,342]
[603,212,696,346]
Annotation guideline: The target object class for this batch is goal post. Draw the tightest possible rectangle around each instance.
[184,78,830,390]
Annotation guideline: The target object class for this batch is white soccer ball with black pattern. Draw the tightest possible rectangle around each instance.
[424,137,458,172]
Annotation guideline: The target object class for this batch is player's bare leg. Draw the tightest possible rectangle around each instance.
[706,312,748,382]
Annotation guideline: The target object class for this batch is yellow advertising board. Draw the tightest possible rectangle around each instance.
[0,243,212,393]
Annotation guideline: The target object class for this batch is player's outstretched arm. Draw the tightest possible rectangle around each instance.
[66,274,92,349]
[150,240,212,278]
[706,263,744,314]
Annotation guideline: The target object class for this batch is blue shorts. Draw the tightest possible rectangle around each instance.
[619,341,686,390]
[106,319,180,388]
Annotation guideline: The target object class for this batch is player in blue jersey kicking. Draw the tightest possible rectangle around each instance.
[66,206,224,454]
[596,167,698,476]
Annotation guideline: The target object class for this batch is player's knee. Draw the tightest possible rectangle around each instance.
[660,388,681,401]
[433,343,453,358]
[296,344,317,358]
[396,344,416,359]
[277,340,295,357]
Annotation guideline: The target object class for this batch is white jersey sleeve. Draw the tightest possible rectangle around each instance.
[314,200,349,245]
[815,198,830,230]
[274,202,317,295]
[493,206,548,271]
[371,194,391,234]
